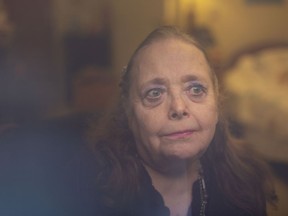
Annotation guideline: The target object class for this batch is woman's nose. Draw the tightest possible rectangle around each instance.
[168,95,190,120]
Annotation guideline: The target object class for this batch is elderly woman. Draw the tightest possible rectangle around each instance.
[92,26,276,216]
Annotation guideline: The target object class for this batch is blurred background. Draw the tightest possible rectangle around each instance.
[0,0,287,214]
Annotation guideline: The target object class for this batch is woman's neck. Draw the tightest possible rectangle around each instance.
[144,160,201,216]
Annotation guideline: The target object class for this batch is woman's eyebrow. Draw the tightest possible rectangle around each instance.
[181,74,206,83]
[140,77,167,88]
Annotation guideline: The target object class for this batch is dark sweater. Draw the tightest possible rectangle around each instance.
[96,162,253,216]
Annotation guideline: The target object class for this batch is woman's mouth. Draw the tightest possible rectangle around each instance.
[161,130,194,140]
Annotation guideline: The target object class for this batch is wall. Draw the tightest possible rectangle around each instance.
[187,0,288,61]
[50,0,288,114]
[52,0,164,75]
[110,0,164,75]
[52,0,288,72]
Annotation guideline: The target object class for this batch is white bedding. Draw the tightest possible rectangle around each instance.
[224,47,288,162]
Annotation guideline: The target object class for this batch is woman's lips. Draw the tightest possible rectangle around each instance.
[161,130,194,140]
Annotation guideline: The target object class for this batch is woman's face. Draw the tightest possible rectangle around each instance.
[127,38,218,170]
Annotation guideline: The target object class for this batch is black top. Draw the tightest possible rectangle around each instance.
[97,163,253,216]
[0,122,256,216]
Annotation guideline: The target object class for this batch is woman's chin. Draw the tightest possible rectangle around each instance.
[161,144,206,162]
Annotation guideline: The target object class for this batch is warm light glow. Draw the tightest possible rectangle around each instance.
[163,0,178,25]
[163,0,195,27]
[163,0,216,28]
[178,0,195,28]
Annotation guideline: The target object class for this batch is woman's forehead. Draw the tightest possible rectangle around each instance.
[130,39,211,82]
[135,38,201,59]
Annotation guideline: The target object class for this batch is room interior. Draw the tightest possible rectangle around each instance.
[0,0,287,215]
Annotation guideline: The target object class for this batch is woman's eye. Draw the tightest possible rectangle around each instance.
[142,88,164,106]
[146,88,163,99]
[187,84,207,97]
